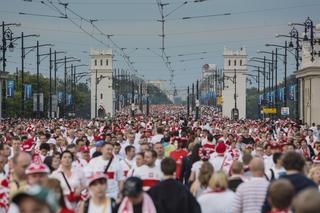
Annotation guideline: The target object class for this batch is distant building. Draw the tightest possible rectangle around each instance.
[202,64,217,78]
[90,49,113,118]
[222,47,247,119]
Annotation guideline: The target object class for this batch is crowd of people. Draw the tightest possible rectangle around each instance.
[1,105,320,213]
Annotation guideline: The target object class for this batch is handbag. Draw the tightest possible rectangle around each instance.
[61,171,81,202]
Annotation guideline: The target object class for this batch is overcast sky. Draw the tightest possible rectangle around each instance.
[1,0,320,95]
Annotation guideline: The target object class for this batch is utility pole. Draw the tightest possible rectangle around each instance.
[36,41,40,118]
[187,86,190,117]
[49,48,52,119]
[192,83,195,111]
[234,68,237,109]
[139,82,143,112]
[196,80,199,120]
[21,32,24,117]
[95,69,98,118]
[275,49,278,118]
[284,41,288,107]
[64,56,67,118]
[146,84,149,116]
[131,79,135,117]
[258,67,261,119]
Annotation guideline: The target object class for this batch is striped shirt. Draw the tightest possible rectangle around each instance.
[232,177,269,213]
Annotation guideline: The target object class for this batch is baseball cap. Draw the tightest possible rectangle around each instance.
[26,163,50,175]
[123,177,143,197]
[95,140,105,148]
[80,146,90,153]
[87,172,107,187]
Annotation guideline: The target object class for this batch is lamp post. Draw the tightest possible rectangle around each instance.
[187,85,190,117]
[20,33,40,117]
[1,22,20,118]
[35,41,53,118]
[195,80,199,120]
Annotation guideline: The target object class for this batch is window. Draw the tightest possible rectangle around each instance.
[106,59,108,66]
[228,60,231,66]
[94,59,97,66]
[100,59,103,66]
[240,60,242,66]
[234,60,236,66]
[100,93,103,99]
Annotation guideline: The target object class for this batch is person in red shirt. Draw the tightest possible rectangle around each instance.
[169,137,188,181]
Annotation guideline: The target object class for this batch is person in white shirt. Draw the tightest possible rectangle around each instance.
[51,150,86,209]
[150,127,164,144]
[263,143,274,172]
[86,142,125,199]
[153,142,164,168]
[198,171,235,213]
[120,145,136,177]
[265,152,286,181]
[121,133,140,157]
[128,152,144,177]
[133,150,162,191]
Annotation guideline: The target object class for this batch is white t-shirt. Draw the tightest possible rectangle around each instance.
[86,155,124,198]
[120,158,136,177]
[133,165,162,191]
[191,160,204,179]
[263,154,274,172]
[150,134,163,144]
[50,167,86,209]
[198,190,235,213]
[87,198,112,213]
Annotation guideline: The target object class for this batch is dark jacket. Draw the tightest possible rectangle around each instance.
[148,179,201,213]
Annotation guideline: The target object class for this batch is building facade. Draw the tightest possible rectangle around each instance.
[296,24,320,125]
[90,49,113,118]
[222,47,247,119]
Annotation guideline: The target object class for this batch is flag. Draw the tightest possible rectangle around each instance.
[58,92,64,104]
[258,94,263,105]
[24,84,32,100]
[67,94,72,105]
[278,87,284,102]
[5,80,14,98]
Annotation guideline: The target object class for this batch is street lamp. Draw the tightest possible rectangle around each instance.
[20,32,40,117]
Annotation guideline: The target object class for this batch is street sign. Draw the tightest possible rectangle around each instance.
[217,96,222,105]
[196,100,200,107]
[281,107,290,116]
[262,107,277,114]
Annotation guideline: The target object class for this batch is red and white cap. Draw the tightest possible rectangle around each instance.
[87,172,107,186]
[25,163,50,175]
[21,139,34,152]
[80,146,90,153]
[215,142,227,154]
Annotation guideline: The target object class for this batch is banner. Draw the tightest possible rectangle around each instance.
[24,84,32,100]
[67,94,73,105]
[6,80,14,97]
[33,93,44,112]
[58,92,64,104]
[258,94,263,105]
[278,87,285,102]
[289,85,296,101]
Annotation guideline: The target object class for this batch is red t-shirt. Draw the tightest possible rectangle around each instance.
[169,149,188,179]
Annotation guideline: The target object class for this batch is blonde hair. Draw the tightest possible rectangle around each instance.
[198,162,214,188]
[209,171,228,190]
[308,166,320,180]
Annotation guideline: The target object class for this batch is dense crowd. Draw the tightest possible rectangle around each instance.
[1,105,320,213]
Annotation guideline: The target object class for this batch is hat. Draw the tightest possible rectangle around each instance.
[80,146,90,153]
[123,177,143,197]
[215,142,227,154]
[87,172,107,187]
[198,147,211,161]
[21,139,34,152]
[25,163,50,175]
[95,140,105,148]
[12,185,59,212]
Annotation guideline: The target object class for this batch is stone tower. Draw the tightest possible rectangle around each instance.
[90,49,113,118]
[222,47,247,119]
